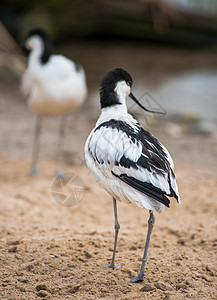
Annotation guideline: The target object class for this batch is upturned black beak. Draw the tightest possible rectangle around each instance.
[129,92,165,114]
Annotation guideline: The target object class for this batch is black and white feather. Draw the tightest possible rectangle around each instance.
[21,28,87,115]
[85,68,180,212]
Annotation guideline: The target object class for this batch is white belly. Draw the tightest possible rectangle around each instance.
[28,89,86,115]
[22,55,87,116]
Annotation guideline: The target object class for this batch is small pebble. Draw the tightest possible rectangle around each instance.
[185,279,195,287]
[84,251,92,259]
[36,283,47,291]
[206,265,215,276]
[36,291,50,298]
[108,247,118,252]
[155,281,170,291]
[177,239,185,246]
[176,283,188,290]
[8,246,17,253]
[68,284,80,293]
[7,240,20,246]
[140,283,155,292]
[18,277,28,283]
[175,255,182,260]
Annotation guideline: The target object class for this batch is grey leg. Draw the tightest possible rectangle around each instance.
[103,198,121,269]
[30,115,42,175]
[56,116,66,178]
[129,210,155,283]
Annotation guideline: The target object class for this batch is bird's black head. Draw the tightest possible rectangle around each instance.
[100,68,166,114]
[26,28,49,41]
[100,68,133,109]
[24,28,53,64]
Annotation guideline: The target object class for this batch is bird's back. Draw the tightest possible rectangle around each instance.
[85,113,180,212]
[21,54,87,115]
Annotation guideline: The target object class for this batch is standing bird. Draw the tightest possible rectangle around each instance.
[85,68,181,283]
[21,28,87,177]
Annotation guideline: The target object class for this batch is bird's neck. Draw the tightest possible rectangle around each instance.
[96,103,130,126]
[29,43,44,66]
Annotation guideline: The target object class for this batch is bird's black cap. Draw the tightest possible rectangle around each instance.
[24,28,52,64]
[100,68,166,114]
[26,28,49,41]
[100,68,133,108]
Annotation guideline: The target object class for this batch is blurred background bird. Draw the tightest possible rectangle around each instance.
[21,28,87,177]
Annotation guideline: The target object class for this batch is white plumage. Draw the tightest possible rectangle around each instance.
[85,75,180,212]
[21,28,87,176]
[85,68,180,282]
[86,106,180,211]
[21,31,87,115]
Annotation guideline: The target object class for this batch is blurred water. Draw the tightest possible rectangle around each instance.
[58,43,217,127]
[156,70,217,123]
[172,0,217,15]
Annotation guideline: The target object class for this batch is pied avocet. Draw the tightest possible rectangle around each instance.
[85,68,180,282]
[21,28,87,176]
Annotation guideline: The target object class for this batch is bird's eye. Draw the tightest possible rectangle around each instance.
[126,81,131,87]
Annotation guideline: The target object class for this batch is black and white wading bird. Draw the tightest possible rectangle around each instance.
[21,28,87,177]
[85,68,181,283]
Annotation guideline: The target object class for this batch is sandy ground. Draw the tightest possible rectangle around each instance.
[0,78,217,300]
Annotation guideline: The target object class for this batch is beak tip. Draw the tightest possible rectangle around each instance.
[129,92,166,115]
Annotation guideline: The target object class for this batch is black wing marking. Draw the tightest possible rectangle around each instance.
[112,171,170,207]
[93,119,178,206]
[94,119,170,173]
